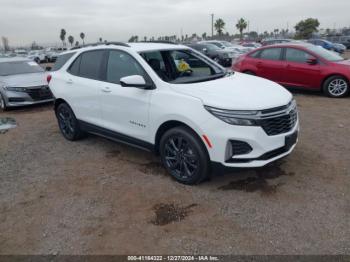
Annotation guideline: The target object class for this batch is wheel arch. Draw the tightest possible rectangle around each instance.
[154,120,209,156]
[54,98,69,111]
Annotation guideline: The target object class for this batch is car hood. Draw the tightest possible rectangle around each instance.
[0,72,47,88]
[172,72,292,110]
[335,59,350,66]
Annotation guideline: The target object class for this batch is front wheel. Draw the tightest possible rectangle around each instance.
[55,103,85,141]
[323,76,349,98]
[160,127,210,185]
[0,93,7,111]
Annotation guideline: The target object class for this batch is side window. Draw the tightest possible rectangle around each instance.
[68,55,81,76]
[249,50,261,58]
[285,48,312,63]
[52,52,76,71]
[79,50,105,80]
[141,51,167,72]
[260,48,282,61]
[106,50,146,85]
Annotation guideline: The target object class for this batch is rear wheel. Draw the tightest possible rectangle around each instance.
[323,76,349,98]
[55,103,85,141]
[160,126,210,185]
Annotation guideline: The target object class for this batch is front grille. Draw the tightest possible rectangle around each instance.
[26,86,53,101]
[260,108,298,136]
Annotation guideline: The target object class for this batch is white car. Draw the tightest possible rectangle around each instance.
[48,42,299,185]
[27,51,47,63]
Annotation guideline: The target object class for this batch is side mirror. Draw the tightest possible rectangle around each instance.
[45,66,52,71]
[120,75,153,89]
[306,58,318,65]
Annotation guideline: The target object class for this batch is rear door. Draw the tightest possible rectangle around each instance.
[283,47,321,89]
[65,50,105,126]
[255,47,286,83]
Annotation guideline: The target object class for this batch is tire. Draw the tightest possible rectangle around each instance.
[323,75,349,98]
[159,126,210,185]
[243,70,256,76]
[55,103,85,141]
[0,93,7,111]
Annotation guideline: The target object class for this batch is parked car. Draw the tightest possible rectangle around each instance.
[49,42,299,185]
[232,43,350,98]
[333,43,346,54]
[27,50,48,63]
[0,58,53,110]
[307,39,335,51]
[261,39,292,46]
[13,49,28,57]
[46,51,60,62]
[186,43,239,67]
[242,42,262,49]
[200,40,251,53]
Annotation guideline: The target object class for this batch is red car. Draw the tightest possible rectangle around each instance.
[232,43,350,98]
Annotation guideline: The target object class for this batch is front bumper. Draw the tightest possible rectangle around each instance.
[2,87,54,107]
[201,116,299,168]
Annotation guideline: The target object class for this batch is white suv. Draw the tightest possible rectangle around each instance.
[49,42,299,185]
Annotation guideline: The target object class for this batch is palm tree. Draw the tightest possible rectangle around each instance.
[202,32,207,40]
[214,18,225,35]
[80,32,85,45]
[68,35,74,47]
[236,18,248,40]
[99,37,103,42]
[60,29,66,47]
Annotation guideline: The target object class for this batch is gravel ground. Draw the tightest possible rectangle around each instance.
[0,92,349,255]
[0,53,350,255]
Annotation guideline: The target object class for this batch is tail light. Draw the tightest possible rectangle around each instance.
[47,74,52,84]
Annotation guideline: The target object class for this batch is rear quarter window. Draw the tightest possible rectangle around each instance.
[51,52,76,71]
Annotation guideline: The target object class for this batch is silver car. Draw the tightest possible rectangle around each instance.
[0,58,54,110]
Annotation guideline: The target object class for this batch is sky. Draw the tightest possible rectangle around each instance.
[1,0,349,46]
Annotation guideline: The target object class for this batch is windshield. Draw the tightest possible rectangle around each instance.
[0,61,44,76]
[307,45,344,62]
[140,49,227,84]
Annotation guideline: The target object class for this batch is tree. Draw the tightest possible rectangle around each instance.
[236,18,248,39]
[1,36,10,51]
[214,18,225,35]
[68,35,74,46]
[202,32,207,40]
[99,37,103,42]
[295,18,320,39]
[80,32,85,45]
[75,41,79,47]
[60,29,66,47]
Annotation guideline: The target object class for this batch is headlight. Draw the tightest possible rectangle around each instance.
[4,86,27,92]
[204,105,258,126]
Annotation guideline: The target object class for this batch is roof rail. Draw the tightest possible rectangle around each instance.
[70,42,130,50]
[139,41,179,45]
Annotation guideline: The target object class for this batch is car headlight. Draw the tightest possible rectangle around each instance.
[4,86,27,92]
[204,105,259,126]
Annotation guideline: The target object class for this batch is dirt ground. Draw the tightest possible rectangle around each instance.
[0,91,349,255]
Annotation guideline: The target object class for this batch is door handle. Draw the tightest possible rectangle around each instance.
[66,79,73,84]
[101,87,112,93]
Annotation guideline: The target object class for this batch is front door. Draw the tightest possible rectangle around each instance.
[99,50,153,141]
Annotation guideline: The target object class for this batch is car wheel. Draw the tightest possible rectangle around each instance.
[243,70,256,76]
[0,93,7,111]
[55,103,85,141]
[323,76,349,98]
[160,126,210,185]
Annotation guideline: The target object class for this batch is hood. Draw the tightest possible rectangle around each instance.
[335,59,350,66]
[172,72,292,110]
[0,72,48,88]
